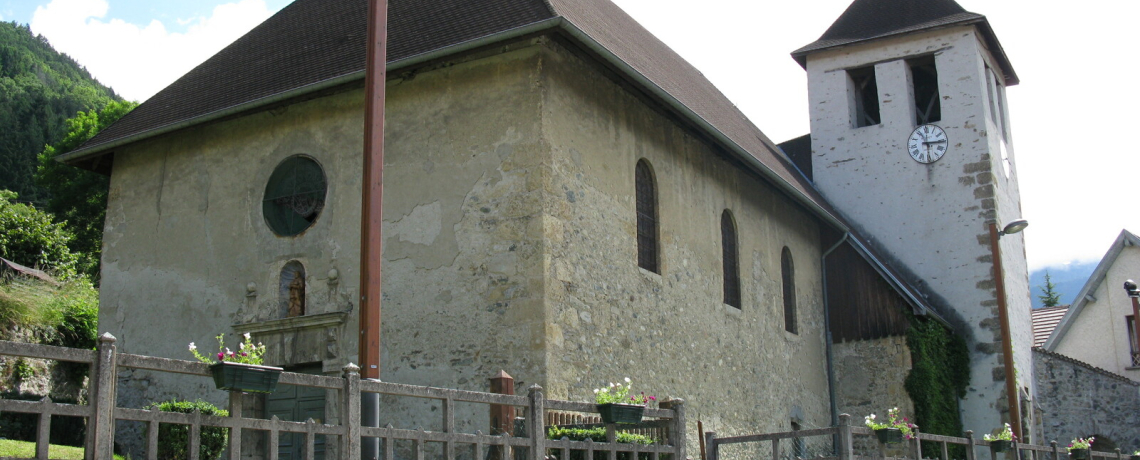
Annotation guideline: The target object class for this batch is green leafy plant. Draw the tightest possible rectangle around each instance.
[189,333,266,365]
[547,426,655,445]
[864,407,917,440]
[1068,437,1094,451]
[0,190,78,279]
[12,358,34,380]
[593,378,655,406]
[146,399,229,460]
[984,423,1016,442]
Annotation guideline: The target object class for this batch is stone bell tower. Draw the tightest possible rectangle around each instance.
[791,0,1033,439]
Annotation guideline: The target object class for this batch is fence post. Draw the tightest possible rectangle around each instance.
[527,385,545,460]
[228,391,243,460]
[491,371,516,435]
[837,414,853,460]
[660,398,687,460]
[913,429,923,460]
[1050,441,1059,460]
[965,431,976,460]
[704,432,717,460]
[343,363,362,460]
[88,333,118,460]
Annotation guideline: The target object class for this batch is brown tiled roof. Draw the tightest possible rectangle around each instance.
[790,0,1017,85]
[1032,305,1070,348]
[62,0,843,228]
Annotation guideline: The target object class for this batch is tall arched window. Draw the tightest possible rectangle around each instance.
[721,210,740,308]
[782,247,797,333]
[635,160,659,273]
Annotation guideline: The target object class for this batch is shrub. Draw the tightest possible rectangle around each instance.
[546,426,656,460]
[0,190,78,279]
[146,399,229,460]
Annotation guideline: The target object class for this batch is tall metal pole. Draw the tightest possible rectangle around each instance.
[988,222,1022,440]
[360,0,388,458]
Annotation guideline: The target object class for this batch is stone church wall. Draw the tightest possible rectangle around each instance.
[833,336,915,422]
[1033,349,1140,451]
[536,39,832,444]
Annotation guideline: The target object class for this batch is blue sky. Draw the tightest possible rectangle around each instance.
[10,0,1140,271]
[5,0,293,31]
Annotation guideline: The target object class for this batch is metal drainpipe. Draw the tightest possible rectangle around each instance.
[821,232,849,435]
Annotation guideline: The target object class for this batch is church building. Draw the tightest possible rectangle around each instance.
[56,0,1038,452]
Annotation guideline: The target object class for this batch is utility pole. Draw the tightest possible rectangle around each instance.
[359,0,388,458]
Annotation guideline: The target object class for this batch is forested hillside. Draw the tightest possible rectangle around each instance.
[0,21,121,204]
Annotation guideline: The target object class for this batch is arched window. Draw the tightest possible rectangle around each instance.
[782,247,797,333]
[721,210,740,308]
[635,160,659,273]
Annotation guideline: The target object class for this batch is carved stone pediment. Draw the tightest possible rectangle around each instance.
[232,311,349,370]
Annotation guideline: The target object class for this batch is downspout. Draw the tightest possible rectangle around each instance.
[821,232,849,431]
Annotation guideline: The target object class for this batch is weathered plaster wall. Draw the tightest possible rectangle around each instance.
[538,40,831,444]
[100,42,553,453]
[834,336,915,421]
[1033,349,1140,451]
[1054,245,1140,381]
[804,26,1032,435]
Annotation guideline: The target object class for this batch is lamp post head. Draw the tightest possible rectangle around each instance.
[1000,219,1029,236]
[1125,280,1139,298]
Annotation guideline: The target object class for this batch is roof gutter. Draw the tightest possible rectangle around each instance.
[58,17,566,165]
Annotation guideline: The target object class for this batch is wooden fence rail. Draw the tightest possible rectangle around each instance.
[0,335,685,460]
[705,414,1133,460]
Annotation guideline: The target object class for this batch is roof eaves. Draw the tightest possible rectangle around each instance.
[1043,229,1140,350]
[790,16,1017,86]
[844,235,948,324]
[58,17,566,165]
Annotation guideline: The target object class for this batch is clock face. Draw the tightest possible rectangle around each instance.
[907,124,949,164]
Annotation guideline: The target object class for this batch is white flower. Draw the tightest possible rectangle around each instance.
[624,377,631,383]
[593,389,599,393]
[188,342,196,351]
[243,332,252,341]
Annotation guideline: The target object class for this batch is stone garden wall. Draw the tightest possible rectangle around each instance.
[1033,348,1140,452]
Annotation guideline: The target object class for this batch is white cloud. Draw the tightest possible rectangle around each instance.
[30,0,274,102]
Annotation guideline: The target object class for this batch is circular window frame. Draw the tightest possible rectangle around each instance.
[262,155,328,237]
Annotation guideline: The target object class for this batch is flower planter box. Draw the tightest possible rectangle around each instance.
[874,428,903,444]
[596,403,645,424]
[1128,455,1139,460]
[209,362,282,393]
[990,440,1012,453]
[1068,449,1089,460]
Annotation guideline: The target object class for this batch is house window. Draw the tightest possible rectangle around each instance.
[909,56,941,125]
[782,247,797,334]
[263,156,326,237]
[1128,315,1139,367]
[635,160,659,273]
[721,210,741,308]
[848,66,880,128]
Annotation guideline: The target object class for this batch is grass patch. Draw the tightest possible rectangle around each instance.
[0,439,125,460]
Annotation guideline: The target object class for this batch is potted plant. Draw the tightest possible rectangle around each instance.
[1130,450,1139,460]
[190,333,281,393]
[594,378,655,424]
[864,408,916,444]
[984,423,1016,453]
[1067,437,1094,460]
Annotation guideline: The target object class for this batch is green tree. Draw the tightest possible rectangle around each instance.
[1038,270,1062,308]
[0,21,121,203]
[36,100,137,277]
[0,190,78,278]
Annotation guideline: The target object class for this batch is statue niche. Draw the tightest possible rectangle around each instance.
[280,261,306,318]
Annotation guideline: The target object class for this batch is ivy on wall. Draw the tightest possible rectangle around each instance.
[904,314,970,438]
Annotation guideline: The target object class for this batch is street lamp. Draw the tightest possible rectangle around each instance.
[988,218,1028,440]
[1123,280,1140,367]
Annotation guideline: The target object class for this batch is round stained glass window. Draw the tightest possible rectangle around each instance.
[263,156,327,237]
